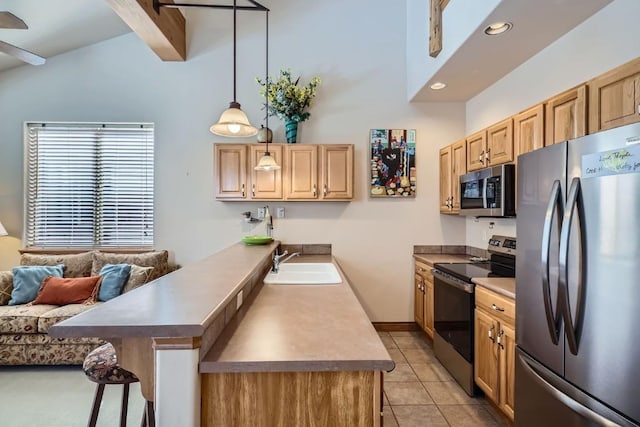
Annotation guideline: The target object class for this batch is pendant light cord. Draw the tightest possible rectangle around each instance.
[265,10,270,153]
[233,0,237,103]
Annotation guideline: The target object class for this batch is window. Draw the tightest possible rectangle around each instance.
[25,122,154,248]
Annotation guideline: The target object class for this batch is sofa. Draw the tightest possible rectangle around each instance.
[0,250,172,365]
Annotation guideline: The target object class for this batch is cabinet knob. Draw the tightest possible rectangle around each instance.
[479,151,485,164]
[485,148,491,163]
[241,184,245,198]
[313,185,317,197]
[323,185,328,196]
[488,324,495,342]
[252,184,255,197]
[497,330,504,349]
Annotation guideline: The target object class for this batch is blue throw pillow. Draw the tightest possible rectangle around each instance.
[98,264,131,301]
[10,265,64,305]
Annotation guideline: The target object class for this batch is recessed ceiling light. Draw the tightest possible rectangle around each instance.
[430,82,447,90]
[484,22,513,35]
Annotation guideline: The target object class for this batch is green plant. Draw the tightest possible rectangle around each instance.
[256,69,321,123]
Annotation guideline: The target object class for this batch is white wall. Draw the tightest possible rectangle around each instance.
[0,0,466,321]
[464,0,640,245]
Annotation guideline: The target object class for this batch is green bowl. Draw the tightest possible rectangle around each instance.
[241,235,273,245]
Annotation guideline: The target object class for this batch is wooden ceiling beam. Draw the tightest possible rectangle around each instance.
[105,0,186,61]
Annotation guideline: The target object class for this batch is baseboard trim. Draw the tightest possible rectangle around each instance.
[372,322,421,332]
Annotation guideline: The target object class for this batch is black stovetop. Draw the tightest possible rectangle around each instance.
[434,260,515,283]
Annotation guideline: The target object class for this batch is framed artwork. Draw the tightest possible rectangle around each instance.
[369,129,416,197]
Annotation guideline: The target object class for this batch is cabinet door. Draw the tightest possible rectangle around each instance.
[514,104,544,158]
[439,145,452,213]
[423,275,434,339]
[545,85,586,145]
[486,118,514,165]
[321,145,353,199]
[474,309,499,402]
[250,145,283,199]
[214,144,247,199]
[466,130,487,172]
[284,145,318,200]
[499,322,516,422]
[450,139,466,213]
[414,273,425,328]
[588,58,640,133]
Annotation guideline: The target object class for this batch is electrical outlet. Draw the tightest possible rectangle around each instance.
[276,207,285,218]
[257,207,265,219]
[236,290,243,309]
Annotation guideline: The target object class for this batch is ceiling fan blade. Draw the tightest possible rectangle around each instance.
[0,11,27,29]
[0,40,45,65]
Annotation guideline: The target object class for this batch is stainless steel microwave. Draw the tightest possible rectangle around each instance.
[459,164,515,217]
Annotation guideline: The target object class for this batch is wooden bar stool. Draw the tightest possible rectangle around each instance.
[83,342,155,427]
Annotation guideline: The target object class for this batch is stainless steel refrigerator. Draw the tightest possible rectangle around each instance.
[516,122,640,426]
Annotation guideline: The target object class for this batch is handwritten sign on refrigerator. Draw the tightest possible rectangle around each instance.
[582,145,640,179]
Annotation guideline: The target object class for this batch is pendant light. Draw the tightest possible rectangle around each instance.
[210,0,258,137]
[255,10,280,171]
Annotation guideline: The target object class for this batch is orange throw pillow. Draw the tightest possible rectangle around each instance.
[32,276,102,305]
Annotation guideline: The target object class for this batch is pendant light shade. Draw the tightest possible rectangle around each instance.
[210,0,258,138]
[210,102,258,137]
[255,152,280,171]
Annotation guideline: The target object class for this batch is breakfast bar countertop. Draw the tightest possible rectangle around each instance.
[49,241,280,339]
[199,254,395,373]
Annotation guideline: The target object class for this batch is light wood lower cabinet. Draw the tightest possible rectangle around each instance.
[414,260,434,338]
[201,370,381,426]
[474,286,515,422]
[214,143,354,201]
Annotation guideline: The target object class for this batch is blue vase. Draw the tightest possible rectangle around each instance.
[285,119,298,143]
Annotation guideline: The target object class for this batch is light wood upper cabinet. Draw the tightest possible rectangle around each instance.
[588,57,640,134]
[284,145,353,200]
[249,145,283,199]
[215,143,353,201]
[214,144,247,199]
[474,286,516,422]
[321,145,353,200]
[284,145,318,199]
[514,104,544,158]
[440,139,466,214]
[486,118,514,165]
[450,140,466,212]
[439,146,452,213]
[466,130,487,172]
[545,84,587,145]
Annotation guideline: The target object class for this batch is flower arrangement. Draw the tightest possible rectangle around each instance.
[256,69,321,123]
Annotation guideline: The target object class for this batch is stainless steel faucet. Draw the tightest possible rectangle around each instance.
[272,250,300,272]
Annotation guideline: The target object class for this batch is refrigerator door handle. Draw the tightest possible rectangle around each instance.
[541,179,562,345]
[518,352,621,427]
[559,177,586,356]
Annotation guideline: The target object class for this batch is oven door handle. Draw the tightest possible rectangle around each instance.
[433,271,473,293]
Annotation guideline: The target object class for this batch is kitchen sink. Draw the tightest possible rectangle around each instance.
[263,263,342,285]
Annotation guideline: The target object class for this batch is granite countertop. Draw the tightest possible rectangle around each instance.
[472,277,516,300]
[50,241,279,338]
[414,253,473,266]
[200,255,395,373]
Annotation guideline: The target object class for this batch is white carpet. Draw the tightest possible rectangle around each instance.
[0,366,145,427]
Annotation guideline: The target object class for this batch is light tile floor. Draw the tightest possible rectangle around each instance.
[380,331,512,427]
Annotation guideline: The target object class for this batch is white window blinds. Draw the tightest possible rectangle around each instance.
[25,123,154,248]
